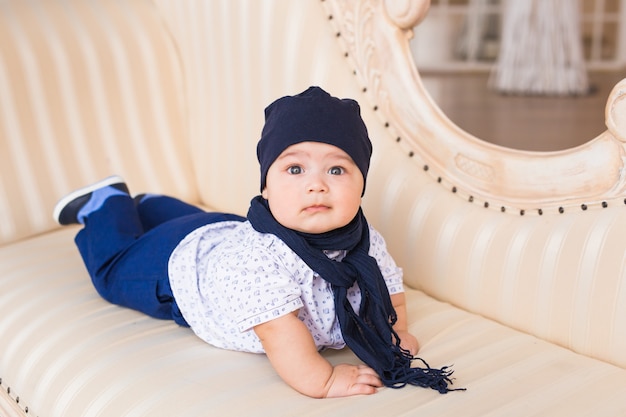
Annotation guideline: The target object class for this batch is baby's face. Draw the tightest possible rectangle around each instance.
[262,141,364,234]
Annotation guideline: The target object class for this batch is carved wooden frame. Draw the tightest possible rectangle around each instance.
[323,0,626,214]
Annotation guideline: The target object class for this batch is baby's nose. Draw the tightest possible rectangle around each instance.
[307,173,328,192]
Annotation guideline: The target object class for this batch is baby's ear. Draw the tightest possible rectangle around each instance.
[261,188,268,199]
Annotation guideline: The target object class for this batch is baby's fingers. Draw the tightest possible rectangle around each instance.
[356,365,382,385]
[326,364,382,397]
[351,365,382,394]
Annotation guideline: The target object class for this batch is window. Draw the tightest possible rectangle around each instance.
[411,0,625,71]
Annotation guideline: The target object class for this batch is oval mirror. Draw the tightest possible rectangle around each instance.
[410,0,625,152]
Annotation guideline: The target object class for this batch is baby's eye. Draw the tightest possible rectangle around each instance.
[287,165,303,175]
[328,166,344,175]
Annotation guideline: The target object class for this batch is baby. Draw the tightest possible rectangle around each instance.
[54,86,458,397]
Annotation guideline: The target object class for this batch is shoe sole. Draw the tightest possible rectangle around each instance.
[52,175,126,224]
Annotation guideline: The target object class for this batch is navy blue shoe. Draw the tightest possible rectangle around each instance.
[53,175,129,225]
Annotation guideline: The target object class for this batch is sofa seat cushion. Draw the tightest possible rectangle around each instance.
[1,228,625,416]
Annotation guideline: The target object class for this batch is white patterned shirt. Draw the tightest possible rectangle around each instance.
[168,220,404,353]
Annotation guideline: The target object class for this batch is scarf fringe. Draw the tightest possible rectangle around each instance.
[382,354,465,394]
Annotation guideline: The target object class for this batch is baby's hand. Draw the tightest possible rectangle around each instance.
[395,330,420,356]
[325,364,382,398]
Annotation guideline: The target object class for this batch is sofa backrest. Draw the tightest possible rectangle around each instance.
[0,0,199,245]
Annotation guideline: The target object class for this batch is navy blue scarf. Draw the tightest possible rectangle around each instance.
[247,196,461,393]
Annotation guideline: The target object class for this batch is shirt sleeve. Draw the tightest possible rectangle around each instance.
[368,226,405,295]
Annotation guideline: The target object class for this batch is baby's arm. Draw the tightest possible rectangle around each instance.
[390,292,420,355]
[254,311,382,398]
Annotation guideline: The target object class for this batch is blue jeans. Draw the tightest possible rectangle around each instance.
[74,194,244,326]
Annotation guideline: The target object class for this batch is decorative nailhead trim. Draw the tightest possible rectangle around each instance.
[1,376,34,415]
[356,99,620,219]
[366,94,622,215]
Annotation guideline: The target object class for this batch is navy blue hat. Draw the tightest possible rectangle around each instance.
[257,86,372,194]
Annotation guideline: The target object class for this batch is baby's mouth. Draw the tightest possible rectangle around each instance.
[304,204,330,212]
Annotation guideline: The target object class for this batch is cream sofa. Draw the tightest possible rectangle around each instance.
[2,0,626,416]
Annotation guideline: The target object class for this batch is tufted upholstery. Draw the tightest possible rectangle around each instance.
[1,0,626,416]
